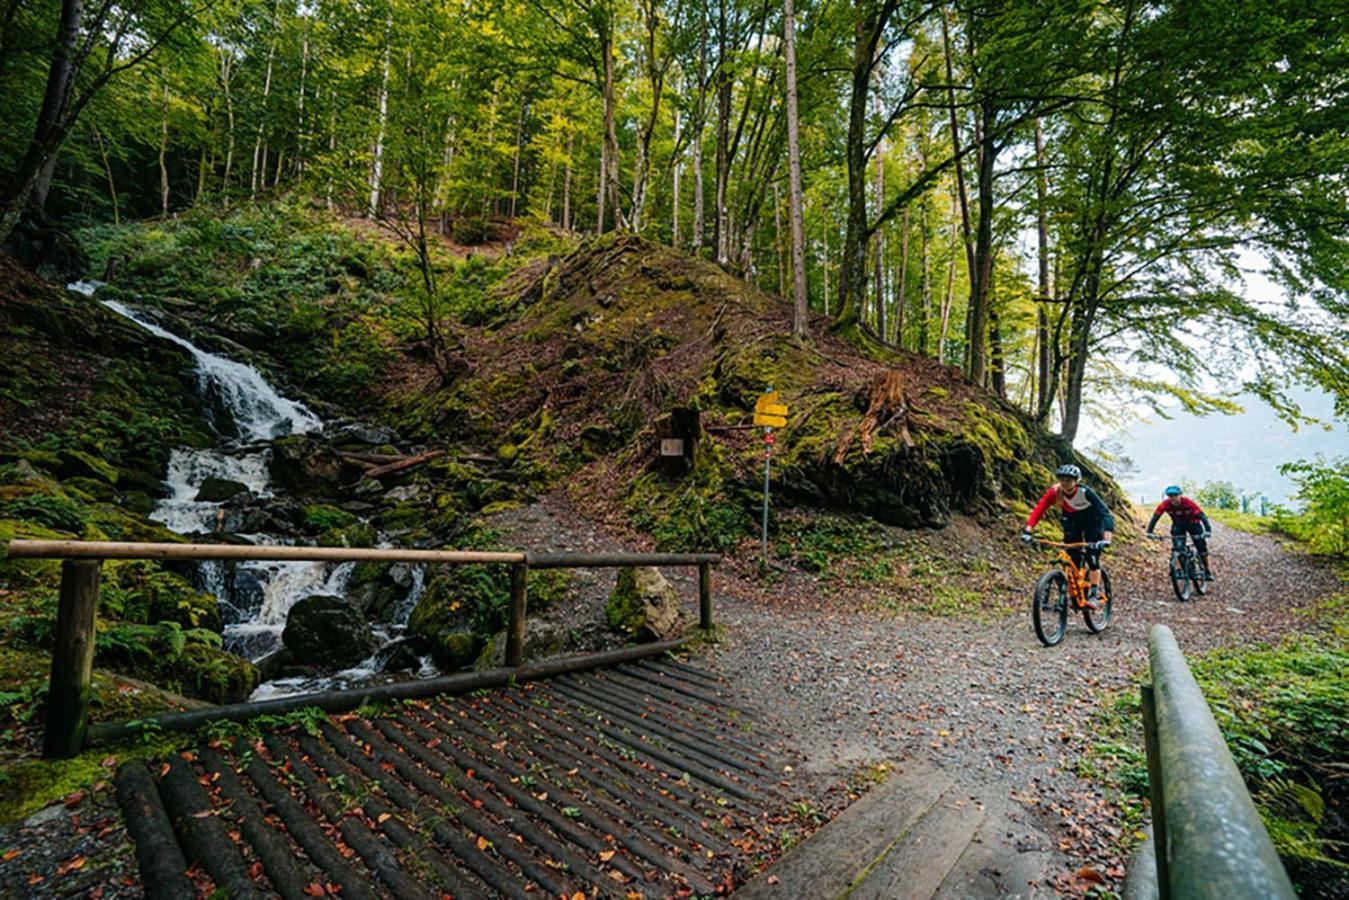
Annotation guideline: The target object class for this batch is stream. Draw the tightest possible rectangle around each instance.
[71,281,433,700]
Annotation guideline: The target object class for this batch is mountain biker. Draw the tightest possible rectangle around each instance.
[1021,464,1116,609]
[1146,486,1214,580]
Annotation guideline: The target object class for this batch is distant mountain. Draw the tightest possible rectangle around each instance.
[1090,387,1344,506]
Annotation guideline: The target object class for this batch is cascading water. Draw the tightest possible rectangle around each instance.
[86,286,431,698]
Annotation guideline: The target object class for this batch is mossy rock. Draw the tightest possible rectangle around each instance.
[606,566,683,641]
[316,521,378,548]
[195,477,249,502]
[56,449,119,485]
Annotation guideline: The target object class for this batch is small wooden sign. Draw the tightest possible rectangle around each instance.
[660,438,685,457]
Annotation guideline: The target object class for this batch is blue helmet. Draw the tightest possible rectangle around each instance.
[1056,464,1082,479]
[1164,485,1182,496]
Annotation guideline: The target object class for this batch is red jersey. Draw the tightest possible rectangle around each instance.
[1153,497,1206,526]
[1026,484,1114,530]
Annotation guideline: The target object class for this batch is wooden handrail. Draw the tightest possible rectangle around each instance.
[8,539,721,757]
[5,539,525,565]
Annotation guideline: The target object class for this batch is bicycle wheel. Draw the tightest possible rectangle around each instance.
[1169,550,1192,602]
[1189,556,1208,596]
[1033,570,1070,646]
[1084,568,1113,633]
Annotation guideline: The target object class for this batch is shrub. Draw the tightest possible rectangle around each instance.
[1276,456,1349,556]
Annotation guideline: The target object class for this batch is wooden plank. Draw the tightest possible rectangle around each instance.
[848,784,986,900]
[734,762,950,899]
[7,539,524,565]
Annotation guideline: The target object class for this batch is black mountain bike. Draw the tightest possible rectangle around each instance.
[1151,532,1212,601]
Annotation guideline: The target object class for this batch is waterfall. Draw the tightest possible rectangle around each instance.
[86,288,431,698]
[100,299,321,441]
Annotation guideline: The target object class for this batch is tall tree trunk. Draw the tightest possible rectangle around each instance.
[872,84,886,340]
[92,121,118,224]
[368,17,392,217]
[159,76,171,216]
[602,23,626,230]
[967,97,997,387]
[3,0,82,229]
[774,182,785,296]
[1034,116,1053,422]
[671,104,681,248]
[939,191,958,364]
[821,204,830,316]
[896,205,909,348]
[562,130,573,230]
[295,30,309,177]
[783,0,808,334]
[251,4,278,199]
[630,0,665,232]
[919,196,931,355]
[509,92,526,219]
[221,51,235,192]
[596,140,606,233]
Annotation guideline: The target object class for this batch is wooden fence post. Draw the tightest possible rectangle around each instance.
[44,559,102,758]
[506,561,529,667]
[698,561,713,630]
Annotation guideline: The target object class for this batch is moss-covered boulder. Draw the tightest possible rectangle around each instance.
[607,566,684,641]
[281,594,378,669]
[57,449,119,485]
[406,569,489,669]
[474,620,566,670]
[268,435,346,496]
[195,477,249,502]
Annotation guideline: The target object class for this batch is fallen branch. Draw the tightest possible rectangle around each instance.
[365,449,446,479]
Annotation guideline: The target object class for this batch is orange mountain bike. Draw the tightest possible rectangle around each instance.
[1025,538,1113,646]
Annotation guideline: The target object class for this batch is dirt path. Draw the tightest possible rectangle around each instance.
[1,510,1338,897]
[698,520,1343,895]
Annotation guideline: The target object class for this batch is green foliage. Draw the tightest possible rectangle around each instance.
[774,514,884,574]
[0,494,87,535]
[1195,481,1242,510]
[1276,457,1349,556]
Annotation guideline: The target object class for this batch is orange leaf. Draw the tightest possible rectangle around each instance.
[598,850,615,862]
[571,893,586,900]
[27,873,43,886]
[426,738,441,749]
[608,870,628,882]
[2,850,20,862]
[476,836,490,851]
[377,813,391,824]
[63,791,86,809]
[56,856,86,876]
[304,883,326,896]
[1076,867,1106,885]
[491,740,507,750]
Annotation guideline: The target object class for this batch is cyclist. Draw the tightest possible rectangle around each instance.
[1021,464,1116,609]
[1146,485,1214,580]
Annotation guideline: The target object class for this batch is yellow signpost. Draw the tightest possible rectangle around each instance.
[754,390,789,563]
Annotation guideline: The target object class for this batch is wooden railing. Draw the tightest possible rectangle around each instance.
[1126,624,1297,899]
[3,539,720,758]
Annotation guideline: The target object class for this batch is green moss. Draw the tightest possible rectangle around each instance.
[606,567,646,635]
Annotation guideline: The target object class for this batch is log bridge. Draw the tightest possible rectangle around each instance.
[5,539,805,898]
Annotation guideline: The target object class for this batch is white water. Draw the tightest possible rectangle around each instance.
[77,286,430,694]
[101,299,321,441]
[153,448,272,534]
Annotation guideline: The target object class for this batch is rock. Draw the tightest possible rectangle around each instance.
[281,594,379,669]
[606,566,685,641]
[194,477,249,502]
[383,485,422,502]
[405,569,484,669]
[268,435,346,496]
[56,449,118,485]
[375,638,425,673]
[331,422,401,446]
[474,620,567,670]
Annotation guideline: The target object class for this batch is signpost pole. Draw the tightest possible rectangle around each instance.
[762,427,772,564]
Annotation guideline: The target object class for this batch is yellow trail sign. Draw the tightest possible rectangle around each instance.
[754,393,788,428]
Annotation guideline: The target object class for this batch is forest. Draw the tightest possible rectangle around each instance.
[3,0,1347,448]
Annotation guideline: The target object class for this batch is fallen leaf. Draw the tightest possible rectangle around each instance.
[377,813,391,825]
[599,850,615,862]
[767,875,780,885]
[304,883,326,897]
[56,856,86,876]
[477,836,490,851]
[608,870,628,882]
[2,849,19,861]
[1076,867,1106,885]
[491,740,508,750]
[27,874,43,886]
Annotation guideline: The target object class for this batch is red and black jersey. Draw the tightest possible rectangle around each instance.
[1026,484,1115,531]
[1148,497,1211,532]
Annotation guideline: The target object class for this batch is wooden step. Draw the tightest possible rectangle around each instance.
[847,784,985,900]
[931,798,1053,900]
[733,762,951,899]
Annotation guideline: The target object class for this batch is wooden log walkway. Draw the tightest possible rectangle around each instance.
[114,658,801,899]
